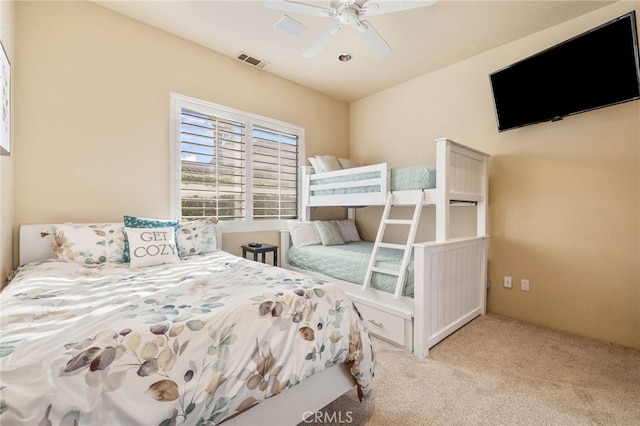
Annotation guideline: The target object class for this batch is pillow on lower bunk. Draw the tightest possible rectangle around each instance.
[178,217,218,257]
[125,227,180,268]
[50,223,126,264]
[289,222,321,248]
[314,221,345,246]
[336,219,361,242]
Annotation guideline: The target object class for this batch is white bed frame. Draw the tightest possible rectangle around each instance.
[17,224,357,426]
[282,138,489,357]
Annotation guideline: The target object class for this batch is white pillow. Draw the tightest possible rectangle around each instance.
[288,222,321,248]
[314,155,342,173]
[126,227,180,268]
[336,220,361,242]
[338,158,356,169]
[307,157,321,172]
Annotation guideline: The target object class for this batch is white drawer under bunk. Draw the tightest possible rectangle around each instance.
[350,297,413,350]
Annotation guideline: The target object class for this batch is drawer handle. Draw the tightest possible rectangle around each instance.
[367,319,384,328]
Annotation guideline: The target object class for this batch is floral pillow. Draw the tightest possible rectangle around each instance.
[50,223,125,264]
[122,216,179,262]
[125,227,180,268]
[177,217,219,257]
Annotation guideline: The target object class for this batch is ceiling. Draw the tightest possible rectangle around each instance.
[94,0,615,103]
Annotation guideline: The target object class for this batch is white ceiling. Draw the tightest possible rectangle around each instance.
[94,0,615,102]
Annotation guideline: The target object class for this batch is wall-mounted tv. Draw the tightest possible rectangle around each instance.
[490,11,640,132]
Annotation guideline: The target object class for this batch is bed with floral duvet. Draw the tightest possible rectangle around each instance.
[0,251,375,425]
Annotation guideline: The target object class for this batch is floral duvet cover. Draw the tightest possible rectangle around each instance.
[0,251,375,425]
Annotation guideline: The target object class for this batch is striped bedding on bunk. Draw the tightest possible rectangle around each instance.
[311,165,436,196]
[287,241,414,297]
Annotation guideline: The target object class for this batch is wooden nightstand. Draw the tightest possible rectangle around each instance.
[241,243,278,266]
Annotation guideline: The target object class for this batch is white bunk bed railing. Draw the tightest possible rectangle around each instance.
[301,138,489,240]
[301,162,389,215]
[301,138,487,207]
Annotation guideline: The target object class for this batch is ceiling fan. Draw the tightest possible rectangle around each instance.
[265,0,437,58]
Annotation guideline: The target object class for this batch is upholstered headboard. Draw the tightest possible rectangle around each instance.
[19,224,57,265]
[19,223,223,265]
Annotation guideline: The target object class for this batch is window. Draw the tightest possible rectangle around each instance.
[171,94,304,231]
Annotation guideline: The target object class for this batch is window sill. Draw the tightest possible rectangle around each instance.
[217,219,297,233]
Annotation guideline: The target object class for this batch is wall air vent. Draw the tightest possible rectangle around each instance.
[236,52,269,69]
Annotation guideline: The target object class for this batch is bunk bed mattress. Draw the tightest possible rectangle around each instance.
[287,242,414,297]
[311,165,436,196]
[0,251,375,425]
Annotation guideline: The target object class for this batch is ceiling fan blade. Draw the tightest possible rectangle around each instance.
[356,20,391,58]
[361,0,437,16]
[264,0,335,18]
[303,25,344,58]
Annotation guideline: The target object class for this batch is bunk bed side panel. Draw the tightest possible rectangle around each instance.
[434,138,489,241]
[413,236,488,357]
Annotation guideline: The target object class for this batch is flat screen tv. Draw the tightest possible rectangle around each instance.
[490,11,640,132]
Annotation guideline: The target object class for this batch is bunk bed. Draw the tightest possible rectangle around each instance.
[1,223,375,426]
[280,138,489,357]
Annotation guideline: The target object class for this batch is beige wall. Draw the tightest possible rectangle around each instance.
[0,0,14,288]
[11,1,349,265]
[351,2,639,349]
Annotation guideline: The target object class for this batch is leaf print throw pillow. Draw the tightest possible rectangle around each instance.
[51,223,126,264]
[177,217,219,258]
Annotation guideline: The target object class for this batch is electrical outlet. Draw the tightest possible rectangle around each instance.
[521,279,530,291]
[504,276,512,288]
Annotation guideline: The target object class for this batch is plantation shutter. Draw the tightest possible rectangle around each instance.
[179,109,246,221]
[251,125,299,220]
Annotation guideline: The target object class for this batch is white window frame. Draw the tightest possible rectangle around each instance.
[170,93,305,232]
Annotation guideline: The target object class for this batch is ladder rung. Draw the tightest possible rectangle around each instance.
[377,242,406,250]
[384,219,412,225]
[371,266,400,276]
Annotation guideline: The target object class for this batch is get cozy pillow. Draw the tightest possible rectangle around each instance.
[125,227,180,268]
[122,216,179,262]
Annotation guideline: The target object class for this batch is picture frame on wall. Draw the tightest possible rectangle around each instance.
[0,40,10,156]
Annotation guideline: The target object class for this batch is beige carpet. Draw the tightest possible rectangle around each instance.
[304,314,640,425]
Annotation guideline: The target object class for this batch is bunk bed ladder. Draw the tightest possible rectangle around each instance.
[362,191,423,300]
